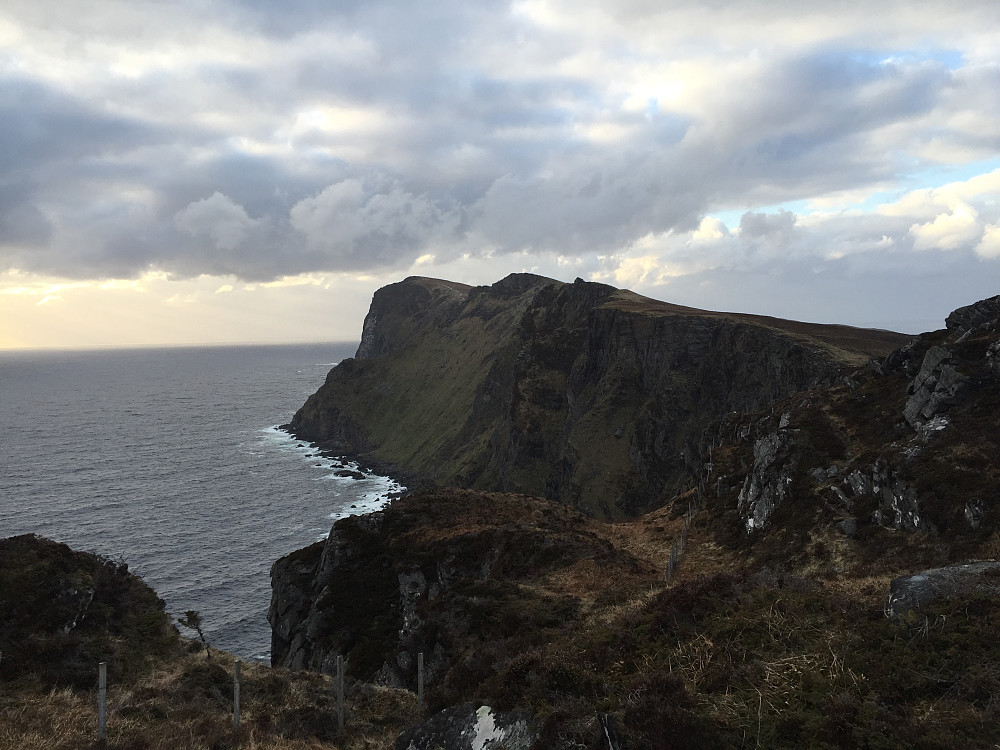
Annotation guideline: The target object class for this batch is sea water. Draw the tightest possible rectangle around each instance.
[0,343,403,662]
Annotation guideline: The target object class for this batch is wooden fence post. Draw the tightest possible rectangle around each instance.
[337,655,344,731]
[98,662,107,742]
[667,543,678,584]
[233,660,241,729]
[417,652,424,712]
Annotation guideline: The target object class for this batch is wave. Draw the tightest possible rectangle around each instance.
[259,425,407,531]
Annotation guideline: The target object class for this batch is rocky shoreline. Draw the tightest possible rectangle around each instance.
[279,422,419,500]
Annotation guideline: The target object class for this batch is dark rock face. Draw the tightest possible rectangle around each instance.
[903,345,969,429]
[737,424,799,532]
[945,295,1000,333]
[269,489,640,692]
[395,703,539,750]
[0,534,178,687]
[845,460,924,532]
[888,562,1000,616]
[290,274,905,518]
[268,541,331,673]
[704,295,1000,540]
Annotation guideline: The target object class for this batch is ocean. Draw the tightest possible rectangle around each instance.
[0,343,403,662]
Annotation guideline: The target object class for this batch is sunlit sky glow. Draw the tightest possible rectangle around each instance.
[2,0,1000,349]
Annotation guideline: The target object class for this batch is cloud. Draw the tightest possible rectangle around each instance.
[975,225,1000,259]
[289,178,461,267]
[909,200,981,251]
[174,192,259,251]
[0,0,999,345]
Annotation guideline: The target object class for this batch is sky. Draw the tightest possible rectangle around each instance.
[2,0,1000,349]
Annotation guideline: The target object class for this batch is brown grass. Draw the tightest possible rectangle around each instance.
[0,649,414,750]
[605,289,909,360]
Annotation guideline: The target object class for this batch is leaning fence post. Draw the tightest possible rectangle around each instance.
[337,655,344,731]
[417,652,424,712]
[98,662,107,742]
[233,660,241,729]
[667,543,679,584]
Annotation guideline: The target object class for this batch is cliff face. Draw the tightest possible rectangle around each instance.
[268,489,640,687]
[289,274,906,518]
[702,294,1000,559]
[271,294,1000,749]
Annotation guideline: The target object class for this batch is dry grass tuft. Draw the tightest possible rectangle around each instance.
[0,649,415,750]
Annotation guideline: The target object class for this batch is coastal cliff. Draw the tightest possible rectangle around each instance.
[271,292,1000,748]
[289,274,906,518]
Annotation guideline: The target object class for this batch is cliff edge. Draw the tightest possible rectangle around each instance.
[288,274,906,518]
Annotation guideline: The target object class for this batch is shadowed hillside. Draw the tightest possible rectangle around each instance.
[0,535,416,750]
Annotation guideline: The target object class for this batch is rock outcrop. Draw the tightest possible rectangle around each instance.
[737,423,800,532]
[888,562,1000,616]
[902,345,969,429]
[945,294,1000,333]
[269,489,642,689]
[704,294,1000,542]
[395,703,539,750]
[289,274,906,518]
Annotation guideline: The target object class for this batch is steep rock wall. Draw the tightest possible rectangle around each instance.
[703,294,1000,547]
[268,489,637,689]
[289,274,906,518]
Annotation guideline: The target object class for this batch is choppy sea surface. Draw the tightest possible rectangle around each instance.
[0,343,403,662]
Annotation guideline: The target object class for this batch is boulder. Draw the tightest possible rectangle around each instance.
[395,703,539,750]
[887,561,1000,616]
[945,295,1000,333]
[902,346,969,429]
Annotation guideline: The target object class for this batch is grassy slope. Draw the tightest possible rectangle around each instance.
[443,492,1000,748]
[605,288,907,366]
[0,535,416,750]
[1,650,415,750]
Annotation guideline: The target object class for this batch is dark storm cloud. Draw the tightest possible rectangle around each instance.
[0,76,153,175]
[0,181,52,249]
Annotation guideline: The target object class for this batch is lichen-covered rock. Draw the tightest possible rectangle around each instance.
[395,703,539,750]
[902,346,969,429]
[945,294,1000,333]
[887,561,1000,616]
[837,459,925,532]
[737,428,799,532]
